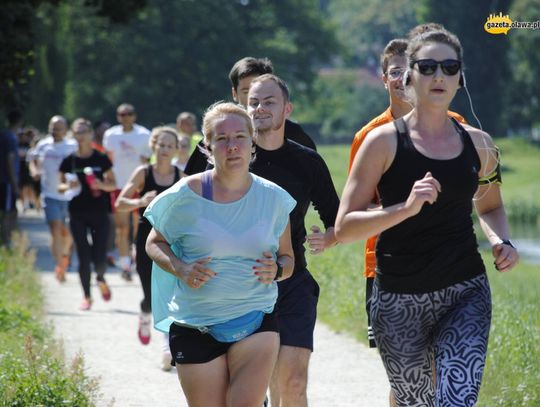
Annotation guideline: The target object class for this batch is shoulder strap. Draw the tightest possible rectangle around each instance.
[393,118,414,150]
[449,117,482,171]
[201,171,213,201]
[174,166,181,182]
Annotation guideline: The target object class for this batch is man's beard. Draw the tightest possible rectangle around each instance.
[254,112,285,136]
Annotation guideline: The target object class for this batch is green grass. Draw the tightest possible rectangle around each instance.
[306,140,540,405]
[0,234,98,406]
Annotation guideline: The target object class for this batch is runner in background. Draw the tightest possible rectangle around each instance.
[115,126,181,369]
[58,118,116,310]
[103,103,151,281]
[31,115,77,282]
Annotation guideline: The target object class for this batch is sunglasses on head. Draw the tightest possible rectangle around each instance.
[118,111,134,117]
[411,59,461,76]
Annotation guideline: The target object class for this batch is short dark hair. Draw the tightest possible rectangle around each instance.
[380,39,408,74]
[250,74,290,102]
[229,57,274,90]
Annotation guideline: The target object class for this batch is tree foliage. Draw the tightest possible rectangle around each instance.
[417,0,512,135]
[24,0,337,128]
[0,0,146,121]
[329,0,417,68]
[507,0,540,128]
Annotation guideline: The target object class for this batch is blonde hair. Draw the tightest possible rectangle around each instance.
[200,102,254,163]
[149,126,179,151]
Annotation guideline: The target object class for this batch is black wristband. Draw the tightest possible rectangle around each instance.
[274,259,284,281]
[501,239,516,249]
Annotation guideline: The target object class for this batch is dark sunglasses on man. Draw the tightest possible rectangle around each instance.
[118,111,135,117]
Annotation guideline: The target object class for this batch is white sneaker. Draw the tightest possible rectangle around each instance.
[161,352,172,371]
[138,312,152,345]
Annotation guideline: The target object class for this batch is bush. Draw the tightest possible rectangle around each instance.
[0,234,99,406]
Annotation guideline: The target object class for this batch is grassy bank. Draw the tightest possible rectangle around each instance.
[307,139,540,405]
[0,234,98,406]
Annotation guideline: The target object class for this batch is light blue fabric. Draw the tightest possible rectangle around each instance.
[144,173,296,333]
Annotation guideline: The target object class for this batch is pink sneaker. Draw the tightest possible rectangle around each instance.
[79,297,92,311]
[138,312,152,345]
[98,281,112,301]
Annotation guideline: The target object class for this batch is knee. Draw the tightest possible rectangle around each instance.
[279,369,308,399]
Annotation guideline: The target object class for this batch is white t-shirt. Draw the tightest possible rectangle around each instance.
[33,136,78,200]
[103,124,151,188]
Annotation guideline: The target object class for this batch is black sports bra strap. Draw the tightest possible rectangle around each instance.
[201,170,213,201]
[449,117,475,150]
[393,117,415,150]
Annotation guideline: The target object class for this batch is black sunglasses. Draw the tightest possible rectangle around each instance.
[118,111,135,117]
[411,59,461,76]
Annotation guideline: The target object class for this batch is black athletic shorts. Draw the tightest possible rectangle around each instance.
[169,310,278,365]
[275,269,320,351]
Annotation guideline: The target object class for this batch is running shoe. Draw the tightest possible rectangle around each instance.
[121,268,133,282]
[54,265,66,283]
[138,312,152,345]
[161,352,172,372]
[98,281,112,301]
[79,297,92,311]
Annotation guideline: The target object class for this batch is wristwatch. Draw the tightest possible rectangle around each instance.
[274,259,284,281]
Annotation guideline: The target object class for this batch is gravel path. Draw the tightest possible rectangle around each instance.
[21,212,390,406]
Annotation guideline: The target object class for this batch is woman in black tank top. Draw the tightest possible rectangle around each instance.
[336,29,518,406]
[115,126,181,368]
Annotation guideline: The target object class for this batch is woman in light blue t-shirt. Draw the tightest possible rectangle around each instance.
[145,102,295,406]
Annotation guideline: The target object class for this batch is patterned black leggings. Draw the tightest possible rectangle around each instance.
[371,273,491,407]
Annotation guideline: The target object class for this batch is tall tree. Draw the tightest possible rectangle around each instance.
[25,0,338,128]
[506,0,540,130]
[329,0,418,69]
[0,0,146,122]
[417,0,512,135]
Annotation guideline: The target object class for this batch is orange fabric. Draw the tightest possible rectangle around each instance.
[92,142,107,153]
[448,111,467,125]
[348,107,394,174]
[348,108,467,278]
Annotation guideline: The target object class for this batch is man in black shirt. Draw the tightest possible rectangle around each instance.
[248,74,339,407]
[183,57,316,175]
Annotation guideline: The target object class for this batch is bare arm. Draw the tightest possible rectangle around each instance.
[94,168,117,192]
[471,129,518,272]
[145,227,216,288]
[115,166,156,211]
[253,221,295,283]
[335,126,441,243]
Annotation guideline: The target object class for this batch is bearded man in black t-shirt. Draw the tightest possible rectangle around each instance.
[247,74,340,407]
